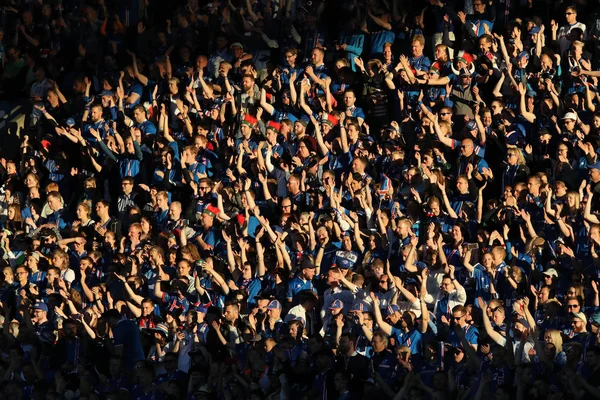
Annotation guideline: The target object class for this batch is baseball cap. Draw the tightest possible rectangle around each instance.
[267,300,282,310]
[386,304,399,318]
[543,268,558,277]
[99,90,113,97]
[465,120,477,131]
[33,302,48,312]
[194,305,208,314]
[588,161,600,170]
[350,302,367,313]
[230,42,244,50]
[571,311,587,324]
[151,323,169,336]
[66,118,76,126]
[300,259,316,270]
[329,299,344,310]
[562,112,577,121]
[590,311,600,325]
[30,251,40,262]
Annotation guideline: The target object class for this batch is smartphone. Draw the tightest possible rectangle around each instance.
[466,243,479,251]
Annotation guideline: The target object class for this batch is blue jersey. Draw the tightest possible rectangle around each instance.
[391,327,423,355]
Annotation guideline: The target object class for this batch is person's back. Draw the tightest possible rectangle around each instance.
[113,318,145,369]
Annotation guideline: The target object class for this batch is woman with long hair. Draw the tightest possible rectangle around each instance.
[52,248,76,285]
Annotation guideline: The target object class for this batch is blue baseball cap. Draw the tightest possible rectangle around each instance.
[329,299,344,310]
[99,90,113,97]
[267,300,282,310]
[465,120,477,131]
[587,161,600,170]
[33,302,48,312]
[195,305,208,314]
[386,304,400,318]
[350,302,367,313]
[66,118,76,126]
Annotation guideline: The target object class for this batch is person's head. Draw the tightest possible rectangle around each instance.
[411,35,425,57]
[371,330,388,353]
[169,201,182,221]
[15,265,29,284]
[544,329,563,354]
[286,174,301,195]
[52,248,69,270]
[46,191,63,212]
[460,138,475,157]
[311,47,325,65]
[343,89,356,108]
[284,47,298,66]
[241,74,255,92]
[46,267,60,286]
[338,333,357,355]
[168,77,179,95]
[334,371,351,393]
[570,311,587,333]
[33,302,48,323]
[300,259,316,280]
[95,200,110,219]
[128,222,142,243]
[565,6,577,24]
[506,147,522,166]
[90,104,103,123]
[156,191,169,210]
[440,275,456,294]
[452,305,468,327]
[590,165,600,184]
[224,302,239,323]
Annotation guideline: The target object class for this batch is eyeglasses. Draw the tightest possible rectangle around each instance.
[453,315,465,321]
[566,12,575,15]
[440,112,451,116]
[199,186,210,190]
[567,304,579,309]
[489,306,501,313]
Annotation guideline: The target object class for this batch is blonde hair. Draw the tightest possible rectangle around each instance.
[544,329,563,353]
[507,147,526,165]
[567,191,580,211]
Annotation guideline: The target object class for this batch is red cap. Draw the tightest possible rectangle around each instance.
[203,205,220,218]
[267,121,281,132]
[242,114,258,127]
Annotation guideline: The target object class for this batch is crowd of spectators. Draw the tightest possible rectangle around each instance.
[3,0,600,399]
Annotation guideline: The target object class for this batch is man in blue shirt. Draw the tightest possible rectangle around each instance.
[447,305,479,350]
[286,258,317,305]
[370,292,429,357]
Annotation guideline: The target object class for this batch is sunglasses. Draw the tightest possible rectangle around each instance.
[453,315,465,321]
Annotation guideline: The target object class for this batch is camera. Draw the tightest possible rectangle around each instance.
[540,69,556,80]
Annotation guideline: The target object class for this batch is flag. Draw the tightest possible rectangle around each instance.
[378,174,391,199]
